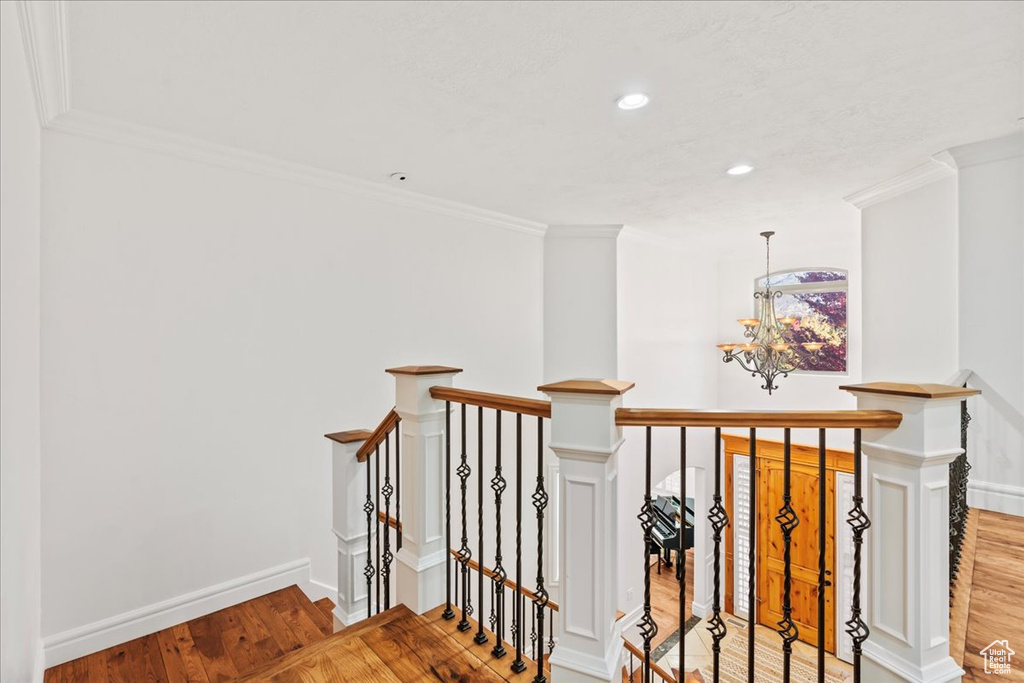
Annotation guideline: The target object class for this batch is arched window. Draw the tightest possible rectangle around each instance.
[754,268,848,373]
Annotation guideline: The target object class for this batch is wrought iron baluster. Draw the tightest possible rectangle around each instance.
[775,428,800,683]
[375,444,381,616]
[638,426,659,683]
[443,401,455,619]
[364,445,375,618]
[512,413,527,673]
[533,415,549,683]
[457,403,473,631]
[547,608,554,652]
[492,410,507,658]
[530,596,537,661]
[382,434,393,610]
[845,429,870,683]
[748,429,756,683]
[679,427,687,683]
[475,406,488,645]
[707,428,728,683]
[817,429,828,683]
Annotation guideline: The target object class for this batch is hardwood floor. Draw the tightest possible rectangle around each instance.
[961,510,1024,682]
[43,586,335,683]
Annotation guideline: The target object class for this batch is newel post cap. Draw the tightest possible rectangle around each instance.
[387,365,463,417]
[540,378,634,458]
[839,382,980,401]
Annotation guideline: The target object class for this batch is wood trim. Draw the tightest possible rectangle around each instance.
[430,386,551,418]
[385,365,463,376]
[447,549,559,611]
[537,379,635,395]
[324,429,372,445]
[355,409,400,462]
[616,408,903,429]
[621,638,674,682]
[839,382,980,399]
[378,511,402,533]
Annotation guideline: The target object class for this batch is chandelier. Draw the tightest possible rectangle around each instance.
[717,231,823,394]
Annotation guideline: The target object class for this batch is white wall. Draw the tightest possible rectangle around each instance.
[616,232,719,624]
[862,176,958,382]
[1,2,44,680]
[716,222,862,448]
[39,131,544,653]
[955,145,1023,515]
[543,226,620,382]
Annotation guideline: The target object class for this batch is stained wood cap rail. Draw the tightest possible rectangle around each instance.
[324,429,373,445]
[615,408,903,429]
[429,386,551,418]
[355,408,400,461]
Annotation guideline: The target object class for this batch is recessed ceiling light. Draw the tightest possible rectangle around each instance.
[726,164,754,176]
[616,93,650,110]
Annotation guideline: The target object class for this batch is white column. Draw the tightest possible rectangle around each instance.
[843,382,979,683]
[388,365,463,614]
[541,378,634,683]
[326,429,372,626]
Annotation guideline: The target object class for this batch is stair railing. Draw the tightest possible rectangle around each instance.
[615,409,900,683]
[429,385,555,682]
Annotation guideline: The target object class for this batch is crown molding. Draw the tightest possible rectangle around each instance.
[843,161,954,209]
[47,109,548,237]
[940,132,1024,169]
[16,0,70,127]
[545,224,623,239]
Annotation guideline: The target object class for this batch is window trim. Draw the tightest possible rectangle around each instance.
[753,267,850,376]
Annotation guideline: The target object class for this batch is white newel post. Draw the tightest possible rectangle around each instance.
[843,382,980,683]
[540,379,634,683]
[388,365,463,614]
[326,429,372,626]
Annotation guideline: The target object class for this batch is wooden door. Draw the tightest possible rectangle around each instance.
[757,457,835,653]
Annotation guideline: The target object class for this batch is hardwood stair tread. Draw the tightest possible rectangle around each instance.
[233,604,512,682]
[422,604,549,679]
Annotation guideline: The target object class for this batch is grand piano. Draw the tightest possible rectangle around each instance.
[650,495,695,577]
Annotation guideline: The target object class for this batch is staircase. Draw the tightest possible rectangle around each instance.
[234,603,549,682]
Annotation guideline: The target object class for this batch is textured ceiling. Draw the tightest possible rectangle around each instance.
[68,1,1022,240]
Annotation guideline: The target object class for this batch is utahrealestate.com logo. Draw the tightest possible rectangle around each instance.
[981,640,1015,675]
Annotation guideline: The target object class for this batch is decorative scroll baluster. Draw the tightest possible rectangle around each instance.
[396,417,401,551]
[491,410,508,658]
[475,406,488,646]
[364,445,375,617]
[547,610,554,652]
[707,428,728,683]
[457,403,473,631]
[512,414,527,673]
[638,426,659,683]
[845,429,870,683]
[382,435,393,610]
[375,444,381,615]
[950,399,972,586]
[748,430,756,683]
[817,429,828,683]
[679,427,687,683]
[533,415,549,683]
[775,428,800,682]
[530,600,537,661]
[443,401,455,620]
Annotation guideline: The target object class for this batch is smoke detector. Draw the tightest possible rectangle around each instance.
[389,172,408,181]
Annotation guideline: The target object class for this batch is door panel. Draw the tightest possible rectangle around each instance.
[757,458,835,653]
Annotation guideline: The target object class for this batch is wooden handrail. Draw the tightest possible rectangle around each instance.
[447,549,559,611]
[377,511,401,533]
[430,386,551,419]
[355,408,400,462]
[621,637,674,682]
[615,408,903,429]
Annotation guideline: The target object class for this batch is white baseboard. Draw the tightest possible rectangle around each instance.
[691,600,711,619]
[617,603,643,632]
[33,640,45,683]
[299,578,338,604]
[968,480,1024,517]
[43,558,313,668]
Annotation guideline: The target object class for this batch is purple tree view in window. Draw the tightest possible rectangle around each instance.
[756,269,848,373]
